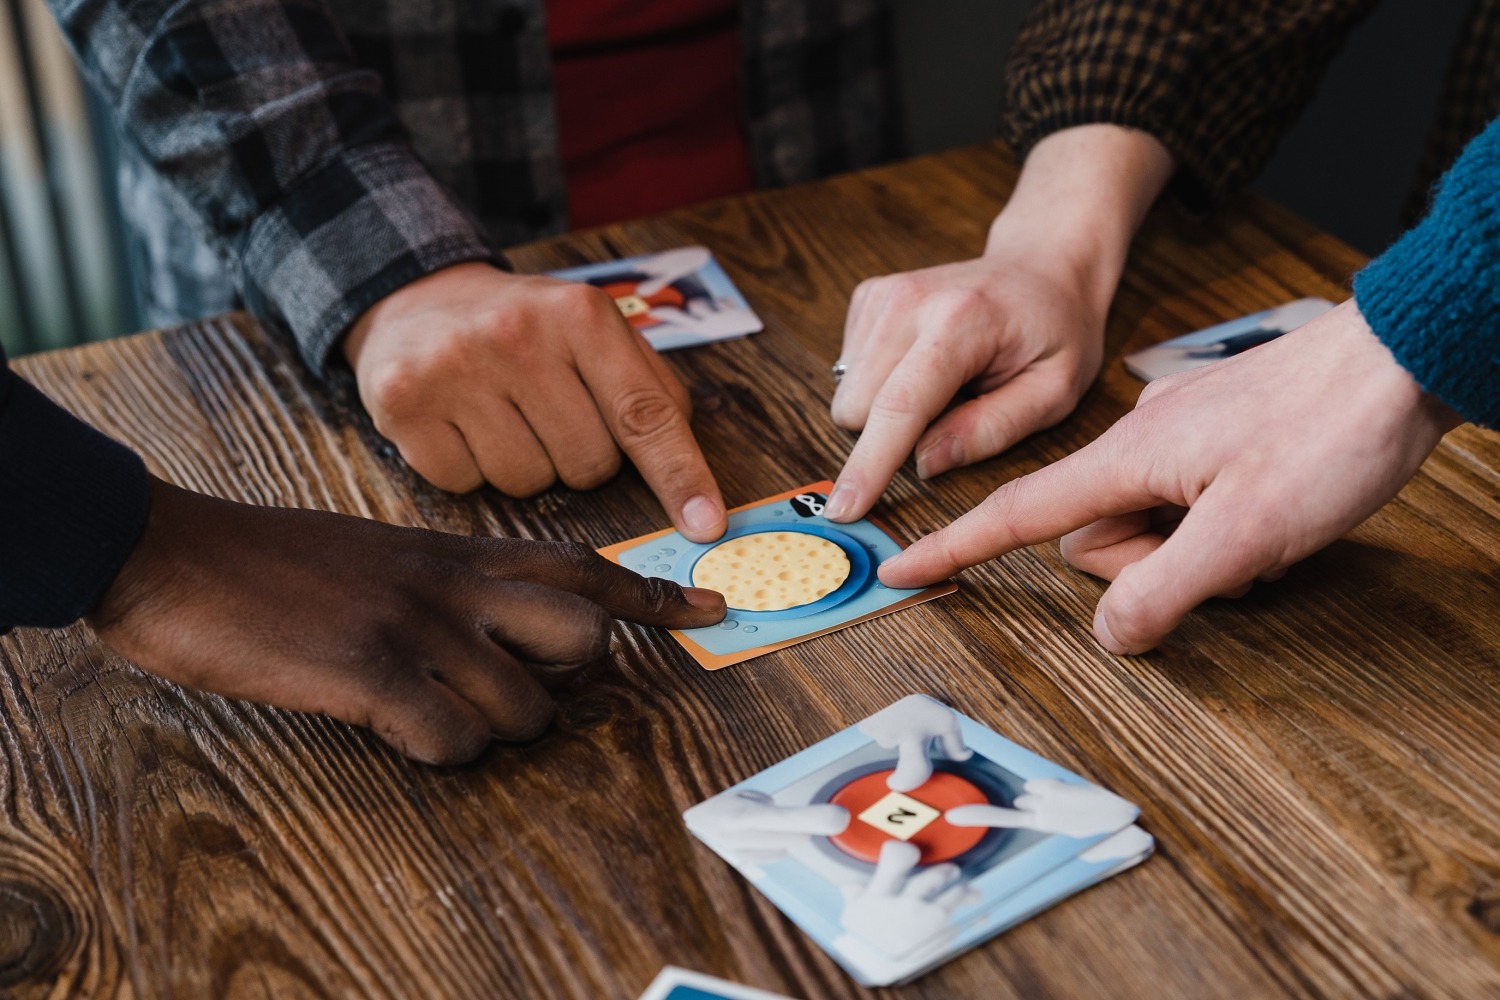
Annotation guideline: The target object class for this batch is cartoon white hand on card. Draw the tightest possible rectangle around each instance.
[947,779,1139,838]
[684,695,1150,986]
[857,695,974,792]
[835,841,979,961]
[686,790,849,864]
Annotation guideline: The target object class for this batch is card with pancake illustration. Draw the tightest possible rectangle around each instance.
[598,482,956,669]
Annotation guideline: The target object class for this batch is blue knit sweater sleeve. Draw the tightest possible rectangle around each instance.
[0,347,150,632]
[1353,116,1500,428]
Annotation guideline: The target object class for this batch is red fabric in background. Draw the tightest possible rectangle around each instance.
[547,0,756,229]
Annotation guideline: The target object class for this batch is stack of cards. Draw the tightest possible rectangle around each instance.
[599,482,954,669]
[683,696,1152,986]
[549,246,763,352]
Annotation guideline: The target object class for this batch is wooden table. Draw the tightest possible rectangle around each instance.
[5,143,1500,1000]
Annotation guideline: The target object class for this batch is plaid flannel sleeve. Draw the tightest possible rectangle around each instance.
[44,0,504,372]
[1003,0,1379,210]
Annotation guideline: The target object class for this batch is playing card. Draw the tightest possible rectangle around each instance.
[1123,297,1333,381]
[683,695,1148,986]
[598,482,955,669]
[549,246,763,351]
[637,966,801,1000]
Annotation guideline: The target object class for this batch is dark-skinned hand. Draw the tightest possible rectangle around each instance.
[87,477,727,764]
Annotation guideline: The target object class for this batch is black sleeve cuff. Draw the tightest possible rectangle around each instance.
[0,367,150,631]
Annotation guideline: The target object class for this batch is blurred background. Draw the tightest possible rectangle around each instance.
[0,0,1472,356]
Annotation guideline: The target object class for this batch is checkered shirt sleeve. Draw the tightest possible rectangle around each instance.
[1002,0,1379,210]
[44,0,504,373]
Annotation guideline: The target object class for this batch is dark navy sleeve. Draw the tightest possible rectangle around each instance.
[0,347,151,631]
[1353,116,1500,429]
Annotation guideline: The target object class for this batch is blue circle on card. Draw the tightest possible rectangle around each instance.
[676,524,872,621]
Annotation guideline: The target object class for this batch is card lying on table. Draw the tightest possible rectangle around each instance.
[598,482,955,669]
[683,695,1152,987]
[1123,296,1333,382]
[637,967,799,1000]
[549,246,763,351]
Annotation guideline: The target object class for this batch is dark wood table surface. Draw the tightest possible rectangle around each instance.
[5,143,1500,1000]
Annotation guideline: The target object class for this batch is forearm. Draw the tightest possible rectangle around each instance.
[1003,0,1377,208]
[0,353,150,631]
[42,0,500,372]
[987,124,1175,310]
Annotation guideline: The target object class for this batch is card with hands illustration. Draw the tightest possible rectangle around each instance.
[683,694,1147,986]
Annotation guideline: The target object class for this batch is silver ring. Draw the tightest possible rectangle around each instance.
[831,362,849,384]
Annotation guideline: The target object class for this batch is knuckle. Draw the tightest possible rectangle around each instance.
[545,540,613,584]
[1057,528,1100,570]
[634,574,681,619]
[564,601,614,660]
[559,449,623,491]
[613,387,683,443]
[552,281,618,326]
[882,275,923,310]
[829,396,866,431]
[871,379,925,419]
[421,456,485,494]
[976,405,1025,453]
[1103,577,1156,650]
[928,286,987,326]
[493,462,558,498]
[498,696,557,743]
[365,363,428,423]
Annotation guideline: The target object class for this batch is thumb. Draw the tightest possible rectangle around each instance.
[1093,486,1281,654]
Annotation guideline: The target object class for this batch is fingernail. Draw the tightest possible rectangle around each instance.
[824,482,858,521]
[681,495,723,538]
[683,586,726,612]
[915,436,963,480]
[1093,608,1128,655]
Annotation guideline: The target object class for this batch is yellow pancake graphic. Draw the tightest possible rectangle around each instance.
[692,531,851,612]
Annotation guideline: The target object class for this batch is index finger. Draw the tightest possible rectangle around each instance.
[877,435,1161,588]
[578,322,726,543]
[827,337,973,522]
[479,540,728,629]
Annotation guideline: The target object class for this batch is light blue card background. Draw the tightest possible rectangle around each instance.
[686,696,1142,985]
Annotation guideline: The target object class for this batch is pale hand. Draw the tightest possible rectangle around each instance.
[880,299,1463,654]
[343,263,727,542]
[825,124,1175,522]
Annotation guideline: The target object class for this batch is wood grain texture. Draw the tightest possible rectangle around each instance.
[4,142,1499,999]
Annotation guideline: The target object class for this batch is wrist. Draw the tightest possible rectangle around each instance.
[986,125,1175,310]
[86,476,192,638]
[1335,300,1464,439]
[342,261,507,371]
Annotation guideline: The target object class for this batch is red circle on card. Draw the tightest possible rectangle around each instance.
[827,769,989,864]
[601,280,686,329]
